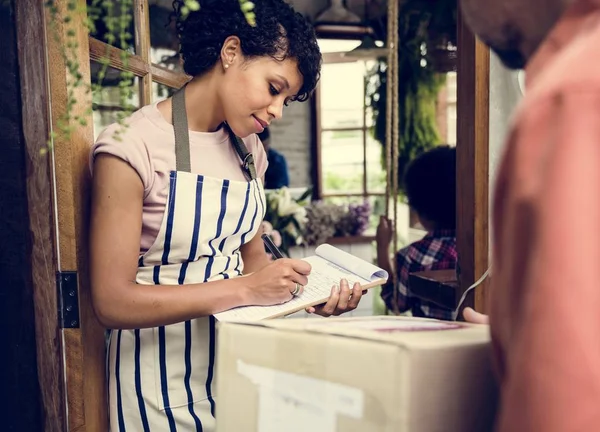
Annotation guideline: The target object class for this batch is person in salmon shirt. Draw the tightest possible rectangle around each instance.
[460,0,600,430]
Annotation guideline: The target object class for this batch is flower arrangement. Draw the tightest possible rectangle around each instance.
[303,200,372,246]
[263,188,374,253]
[336,201,372,237]
[263,187,311,256]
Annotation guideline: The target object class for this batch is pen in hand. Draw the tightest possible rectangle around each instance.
[261,233,284,259]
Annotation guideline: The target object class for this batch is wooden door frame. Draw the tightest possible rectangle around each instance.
[15,0,109,430]
[27,1,188,430]
[14,0,68,430]
[44,0,108,430]
[456,9,490,314]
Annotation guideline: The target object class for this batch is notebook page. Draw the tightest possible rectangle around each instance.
[214,255,372,322]
[316,244,389,282]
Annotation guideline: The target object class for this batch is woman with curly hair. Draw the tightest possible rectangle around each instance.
[89,0,364,429]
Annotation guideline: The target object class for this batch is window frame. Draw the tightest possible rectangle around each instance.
[89,0,189,110]
[312,41,385,201]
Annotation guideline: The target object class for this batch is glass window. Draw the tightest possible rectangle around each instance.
[446,72,457,146]
[91,62,140,139]
[152,81,176,102]
[148,0,184,73]
[87,0,136,53]
[321,130,364,195]
[320,62,365,129]
[366,135,385,193]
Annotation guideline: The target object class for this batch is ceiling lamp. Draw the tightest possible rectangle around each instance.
[344,32,388,59]
[314,0,362,24]
[343,0,388,59]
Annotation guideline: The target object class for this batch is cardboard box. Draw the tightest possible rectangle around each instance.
[216,316,497,432]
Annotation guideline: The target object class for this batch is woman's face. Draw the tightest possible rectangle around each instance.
[218,40,303,138]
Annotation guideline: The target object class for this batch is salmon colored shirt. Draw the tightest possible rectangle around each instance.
[491,0,600,430]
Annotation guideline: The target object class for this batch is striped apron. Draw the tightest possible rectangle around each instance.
[107,87,265,431]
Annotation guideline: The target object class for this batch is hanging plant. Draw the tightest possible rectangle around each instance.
[366,0,456,194]
[43,0,256,148]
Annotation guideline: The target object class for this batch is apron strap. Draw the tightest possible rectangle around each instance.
[226,125,257,181]
[172,87,191,173]
[171,85,257,181]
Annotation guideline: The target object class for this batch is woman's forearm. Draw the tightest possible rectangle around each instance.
[93,276,252,329]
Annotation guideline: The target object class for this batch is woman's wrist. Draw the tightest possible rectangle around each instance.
[227,274,256,309]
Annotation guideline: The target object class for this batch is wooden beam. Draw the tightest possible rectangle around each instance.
[456,10,490,315]
[151,63,190,89]
[45,1,108,430]
[134,0,153,104]
[12,1,62,430]
[89,36,150,77]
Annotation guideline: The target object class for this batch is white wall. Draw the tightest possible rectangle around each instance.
[488,52,523,252]
[489,53,523,196]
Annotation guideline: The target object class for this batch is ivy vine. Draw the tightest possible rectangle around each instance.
[43,0,256,149]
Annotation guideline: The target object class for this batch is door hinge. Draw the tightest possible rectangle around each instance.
[57,271,80,329]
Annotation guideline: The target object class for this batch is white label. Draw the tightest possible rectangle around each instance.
[237,360,364,432]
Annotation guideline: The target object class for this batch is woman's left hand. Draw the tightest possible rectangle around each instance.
[306,279,364,317]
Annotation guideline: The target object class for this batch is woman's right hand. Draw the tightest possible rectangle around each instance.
[245,258,311,306]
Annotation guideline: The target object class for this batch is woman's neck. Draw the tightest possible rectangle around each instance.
[184,74,225,132]
[157,70,225,132]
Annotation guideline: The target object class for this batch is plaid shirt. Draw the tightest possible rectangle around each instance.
[381,229,457,320]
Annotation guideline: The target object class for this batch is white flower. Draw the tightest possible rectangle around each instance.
[294,207,307,223]
[285,223,298,238]
[270,230,282,247]
[261,221,273,235]
[275,188,297,217]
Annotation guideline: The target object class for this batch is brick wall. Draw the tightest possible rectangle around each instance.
[268,100,312,188]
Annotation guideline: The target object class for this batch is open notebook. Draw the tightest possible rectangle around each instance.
[214,244,389,322]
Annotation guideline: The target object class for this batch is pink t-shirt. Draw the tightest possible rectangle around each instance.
[91,102,268,253]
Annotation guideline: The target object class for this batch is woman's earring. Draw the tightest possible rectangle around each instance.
[224,63,229,69]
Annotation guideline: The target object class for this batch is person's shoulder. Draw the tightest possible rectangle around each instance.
[268,148,286,162]
[397,234,455,261]
[527,19,600,105]
[94,105,156,146]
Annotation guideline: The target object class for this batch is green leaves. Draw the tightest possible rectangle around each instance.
[44,0,259,153]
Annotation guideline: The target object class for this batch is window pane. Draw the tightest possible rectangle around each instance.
[320,62,365,129]
[152,81,176,102]
[87,1,135,53]
[149,0,184,73]
[366,135,385,193]
[91,62,140,140]
[321,130,364,194]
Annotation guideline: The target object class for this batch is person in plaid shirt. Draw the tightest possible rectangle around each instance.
[377,146,456,320]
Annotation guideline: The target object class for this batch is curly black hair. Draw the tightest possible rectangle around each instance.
[172,0,321,102]
[404,146,456,230]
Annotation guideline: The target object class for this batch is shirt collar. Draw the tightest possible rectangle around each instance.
[527,0,600,85]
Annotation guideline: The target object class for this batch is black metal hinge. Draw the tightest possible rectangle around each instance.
[57,271,80,329]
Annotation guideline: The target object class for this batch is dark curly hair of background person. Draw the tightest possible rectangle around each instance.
[172,0,322,102]
[404,146,456,230]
